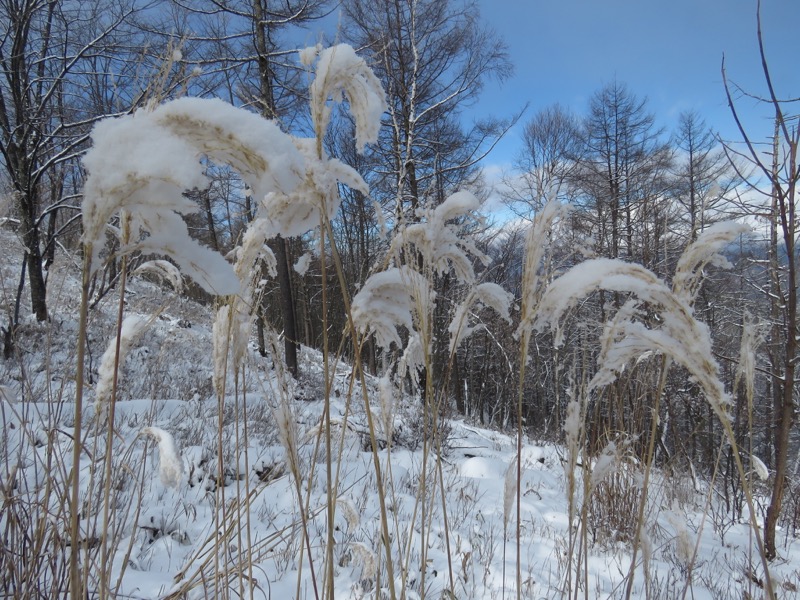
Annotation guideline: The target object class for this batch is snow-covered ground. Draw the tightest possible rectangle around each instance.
[1,225,798,600]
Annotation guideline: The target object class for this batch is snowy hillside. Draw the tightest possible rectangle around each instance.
[1,224,799,599]
[2,37,799,600]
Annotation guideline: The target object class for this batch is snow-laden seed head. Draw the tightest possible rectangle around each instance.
[378,375,395,443]
[346,541,377,580]
[235,217,277,282]
[132,260,183,293]
[563,399,582,457]
[390,191,489,286]
[304,44,387,152]
[140,426,184,488]
[398,332,424,386]
[503,457,518,531]
[666,510,695,569]
[294,252,313,277]
[337,497,361,531]
[81,97,305,294]
[673,221,749,305]
[448,282,514,354]
[750,455,770,481]
[516,199,571,341]
[589,441,620,492]
[735,312,764,405]
[260,137,369,238]
[351,267,434,350]
[212,215,279,393]
[275,399,300,481]
[535,258,732,423]
[94,315,148,421]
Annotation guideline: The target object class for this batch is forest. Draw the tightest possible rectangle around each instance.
[0,0,798,598]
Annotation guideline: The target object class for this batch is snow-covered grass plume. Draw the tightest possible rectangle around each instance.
[140,426,184,488]
[351,267,433,350]
[303,44,387,152]
[82,97,306,294]
[94,315,148,419]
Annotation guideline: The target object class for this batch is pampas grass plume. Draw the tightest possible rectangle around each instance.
[140,426,184,488]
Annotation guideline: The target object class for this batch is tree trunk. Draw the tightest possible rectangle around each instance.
[19,205,48,322]
[274,235,298,378]
[764,116,797,560]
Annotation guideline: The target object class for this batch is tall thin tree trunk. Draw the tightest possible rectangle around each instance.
[252,0,300,377]
[20,208,48,322]
[765,114,797,560]
[274,235,298,378]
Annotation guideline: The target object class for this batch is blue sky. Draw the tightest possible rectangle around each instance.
[468,0,800,167]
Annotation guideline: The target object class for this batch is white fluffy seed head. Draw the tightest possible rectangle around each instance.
[347,542,377,579]
[351,267,433,350]
[536,258,731,424]
[140,426,184,488]
[563,399,582,454]
[337,497,361,531]
[390,191,489,287]
[751,455,769,481]
[448,283,513,354]
[82,97,307,294]
[589,441,619,491]
[516,199,571,341]
[132,260,183,293]
[94,315,148,420]
[306,44,387,152]
[378,375,395,443]
[673,221,749,305]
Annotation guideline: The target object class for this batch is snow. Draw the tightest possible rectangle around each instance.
[3,251,799,598]
[390,190,490,285]
[351,266,433,350]
[140,426,184,488]
[4,38,798,599]
[294,252,313,276]
[305,44,387,152]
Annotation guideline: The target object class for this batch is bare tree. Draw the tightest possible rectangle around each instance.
[0,0,163,334]
[342,0,513,218]
[672,110,741,242]
[722,4,798,560]
[575,81,673,270]
[503,103,582,218]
